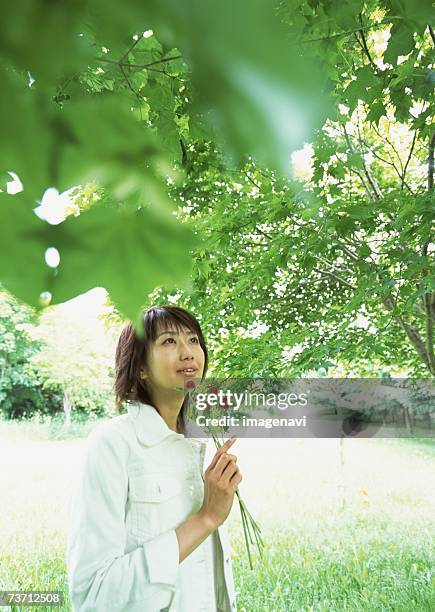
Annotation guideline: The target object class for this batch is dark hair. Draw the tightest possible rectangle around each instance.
[113,305,209,434]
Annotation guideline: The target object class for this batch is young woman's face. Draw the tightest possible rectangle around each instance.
[141,324,205,394]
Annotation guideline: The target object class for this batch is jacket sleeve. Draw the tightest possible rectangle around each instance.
[66,425,180,611]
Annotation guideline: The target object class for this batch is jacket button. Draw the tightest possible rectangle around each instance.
[225,557,230,563]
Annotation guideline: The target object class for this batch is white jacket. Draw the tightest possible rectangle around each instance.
[66,401,237,612]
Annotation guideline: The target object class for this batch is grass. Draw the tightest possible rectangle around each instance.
[232,516,433,611]
[0,413,102,442]
[0,418,434,611]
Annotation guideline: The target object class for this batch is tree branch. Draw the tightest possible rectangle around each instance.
[255,227,274,240]
[347,130,414,192]
[356,109,383,199]
[358,14,377,70]
[342,125,378,199]
[96,55,183,70]
[179,138,188,167]
[428,132,435,190]
[401,131,417,190]
[242,170,262,190]
[372,121,404,176]
[301,18,401,45]
[120,35,144,63]
[119,64,141,101]
[382,296,433,374]
[245,241,269,248]
[315,254,354,276]
[313,267,356,290]
[338,243,360,261]
[348,167,373,196]
[424,292,435,373]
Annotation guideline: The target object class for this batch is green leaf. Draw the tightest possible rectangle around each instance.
[0,68,51,199]
[335,218,356,236]
[346,205,372,220]
[303,254,316,272]
[327,0,359,30]
[358,243,371,258]
[131,32,163,55]
[50,201,199,320]
[355,65,376,91]
[56,92,167,204]
[0,1,94,83]
[366,100,386,125]
[153,114,181,158]
[344,78,366,112]
[381,277,396,293]
[384,23,415,66]
[388,0,435,29]
[0,193,199,321]
[149,0,332,175]
[315,141,335,164]
[347,152,365,169]
[0,193,57,305]
[330,164,346,179]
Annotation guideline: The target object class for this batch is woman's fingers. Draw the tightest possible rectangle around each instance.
[230,471,243,488]
[221,460,240,486]
[213,452,237,479]
[207,437,236,471]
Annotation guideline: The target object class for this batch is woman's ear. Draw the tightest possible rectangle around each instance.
[139,370,147,381]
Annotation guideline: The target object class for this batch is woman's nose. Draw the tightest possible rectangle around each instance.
[178,339,194,358]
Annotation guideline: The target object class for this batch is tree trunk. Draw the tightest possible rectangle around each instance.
[428,132,434,190]
[403,407,413,435]
[338,436,346,510]
[63,388,72,427]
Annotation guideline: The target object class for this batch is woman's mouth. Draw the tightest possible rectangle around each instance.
[177,368,198,377]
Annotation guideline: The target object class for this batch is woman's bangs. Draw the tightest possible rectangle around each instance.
[144,307,201,342]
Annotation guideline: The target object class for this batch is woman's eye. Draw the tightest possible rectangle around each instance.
[163,337,198,344]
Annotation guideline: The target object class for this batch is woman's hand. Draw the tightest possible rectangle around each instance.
[198,437,242,530]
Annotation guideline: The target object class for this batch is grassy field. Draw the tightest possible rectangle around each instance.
[0,416,434,611]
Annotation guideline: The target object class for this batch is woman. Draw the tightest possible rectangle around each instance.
[67,305,242,611]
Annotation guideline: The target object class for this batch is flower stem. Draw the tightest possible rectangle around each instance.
[209,428,264,569]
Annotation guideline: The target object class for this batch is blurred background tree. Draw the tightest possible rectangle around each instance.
[27,297,117,423]
[0,287,45,419]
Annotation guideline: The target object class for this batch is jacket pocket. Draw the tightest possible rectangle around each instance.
[128,472,184,541]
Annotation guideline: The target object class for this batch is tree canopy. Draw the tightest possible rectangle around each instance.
[0,0,433,378]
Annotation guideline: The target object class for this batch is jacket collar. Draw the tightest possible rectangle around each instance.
[126,401,207,447]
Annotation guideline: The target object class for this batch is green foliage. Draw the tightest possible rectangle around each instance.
[0,284,120,420]
[157,121,433,377]
[0,287,47,419]
[28,305,116,418]
[0,0,433,377]
[0,0,335,322]
[0,192,198,322]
